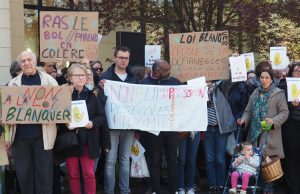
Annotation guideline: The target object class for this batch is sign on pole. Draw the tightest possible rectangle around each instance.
[40,11,99,62]
[169,31,229,82]
[241,52,255,71]
[270,47,289,69]
[145,45,161,67]
[1,86,71,124]
[286,77,300,102]
[229,56,247,82]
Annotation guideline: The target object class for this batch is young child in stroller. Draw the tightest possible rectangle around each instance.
[229,142,260,194]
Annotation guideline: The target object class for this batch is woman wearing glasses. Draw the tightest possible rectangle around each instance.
[64,64,106,194]
[279,62,300,194]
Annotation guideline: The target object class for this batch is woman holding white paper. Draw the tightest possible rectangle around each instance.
[64,63,106,194]
[279,62,300,194]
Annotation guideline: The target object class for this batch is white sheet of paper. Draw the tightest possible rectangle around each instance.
[286,77,300,102]
[145,45,161,67]
[241,52,255,71]
[131,138,146,162]
[70,100,89,128]
[270,47,289,69]
[187,77,206,86]
[229,56,247,82]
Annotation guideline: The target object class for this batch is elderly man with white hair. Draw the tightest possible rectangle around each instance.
[6,50,58,194]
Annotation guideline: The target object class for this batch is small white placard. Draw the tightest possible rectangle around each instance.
[270,47,289,69]
[229,56,247,82]
[70,100,89,128]
[145,45,161,67]
[241,52,255,71]
[286,77,300,102]
[131,138,146,162]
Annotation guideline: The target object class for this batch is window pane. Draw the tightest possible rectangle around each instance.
[24,0,38,5]
[24,9,39,56]
[43,0,70,9]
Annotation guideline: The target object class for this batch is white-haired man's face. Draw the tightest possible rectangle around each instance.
[19,52,37,76]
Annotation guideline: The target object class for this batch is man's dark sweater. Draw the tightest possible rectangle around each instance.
[16,72,43,139]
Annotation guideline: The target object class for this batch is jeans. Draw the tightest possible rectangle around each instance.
[178,132,200,190]
[12,136,53,194]
[142,132,180,194]
[204,126,229,187]
[66,145,96,194]
[104,130,134,194]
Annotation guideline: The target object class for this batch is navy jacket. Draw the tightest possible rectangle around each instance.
[228,82,247,121]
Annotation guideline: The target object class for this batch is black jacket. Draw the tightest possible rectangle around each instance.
[56,88,106,159]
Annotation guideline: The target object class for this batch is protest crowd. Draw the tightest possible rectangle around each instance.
[0,42,300,194]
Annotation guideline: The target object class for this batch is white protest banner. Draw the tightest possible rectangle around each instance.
[286,77,300,102]
[70,100,89,128]
[131,138,145,162]
[145,45,161,67]
[229,56,247,82]
[270,47,289,69]
[187,77,206,86]
[104,80,208,131]
[241,52,255,71]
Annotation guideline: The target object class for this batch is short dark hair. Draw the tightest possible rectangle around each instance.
[90,60,102,68]
[255,61,272,77]
[152,60,160,72]
[288,62,300,77]
[260,68,274,81]
[10,61,21,78]
[114,46,131,57]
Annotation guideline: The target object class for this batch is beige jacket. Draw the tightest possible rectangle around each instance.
[242,87,289,158]
[6,71,58,150]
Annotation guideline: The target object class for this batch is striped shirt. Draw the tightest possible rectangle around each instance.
[208,101,218,126]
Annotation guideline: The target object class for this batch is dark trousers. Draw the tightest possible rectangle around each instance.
[12,136,53,194]
[141,132,180,194]
[282,120,300,194]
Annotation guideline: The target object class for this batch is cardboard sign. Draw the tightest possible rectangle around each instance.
[169,31,229,82]
[70,100,89,128]
[229,56,247,82]
[241,52,255,71]
[145,45,161,67]
[131,138,145,162]
[1,86,71,124]
[270,47,289,69]
[104,80,208,131]
[286,77,300,101]
[40,11,99,62]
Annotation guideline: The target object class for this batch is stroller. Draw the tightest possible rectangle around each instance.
[222,127,267,194]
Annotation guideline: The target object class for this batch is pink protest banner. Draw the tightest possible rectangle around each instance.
[40,11,99,62]
[1,86,71,124]
[169,31,229,82]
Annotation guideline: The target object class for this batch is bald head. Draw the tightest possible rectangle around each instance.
[152,59,171,80]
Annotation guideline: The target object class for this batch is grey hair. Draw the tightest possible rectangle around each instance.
[17,50,37,65]
[152,59,168,72]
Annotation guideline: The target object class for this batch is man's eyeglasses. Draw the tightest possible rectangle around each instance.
[93,67,103,72]
[293,69,300,73]
[116,56,129,61]
[72,74,86,79]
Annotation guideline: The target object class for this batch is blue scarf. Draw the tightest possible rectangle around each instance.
[248,83,276,143]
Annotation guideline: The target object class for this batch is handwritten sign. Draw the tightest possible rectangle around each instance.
[70,100,89,128]
[104,80,208,131]
[286,77,300,102]
[40,11,99,62]
[270,47,289,69]
[1,86,71,124]
[145,45,161,67]
[169,31,229,82]
[241,52,255,71]
[229,56,247,82]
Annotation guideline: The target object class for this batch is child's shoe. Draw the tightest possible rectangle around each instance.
[240,190,247,194]
[228,188,237,194]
